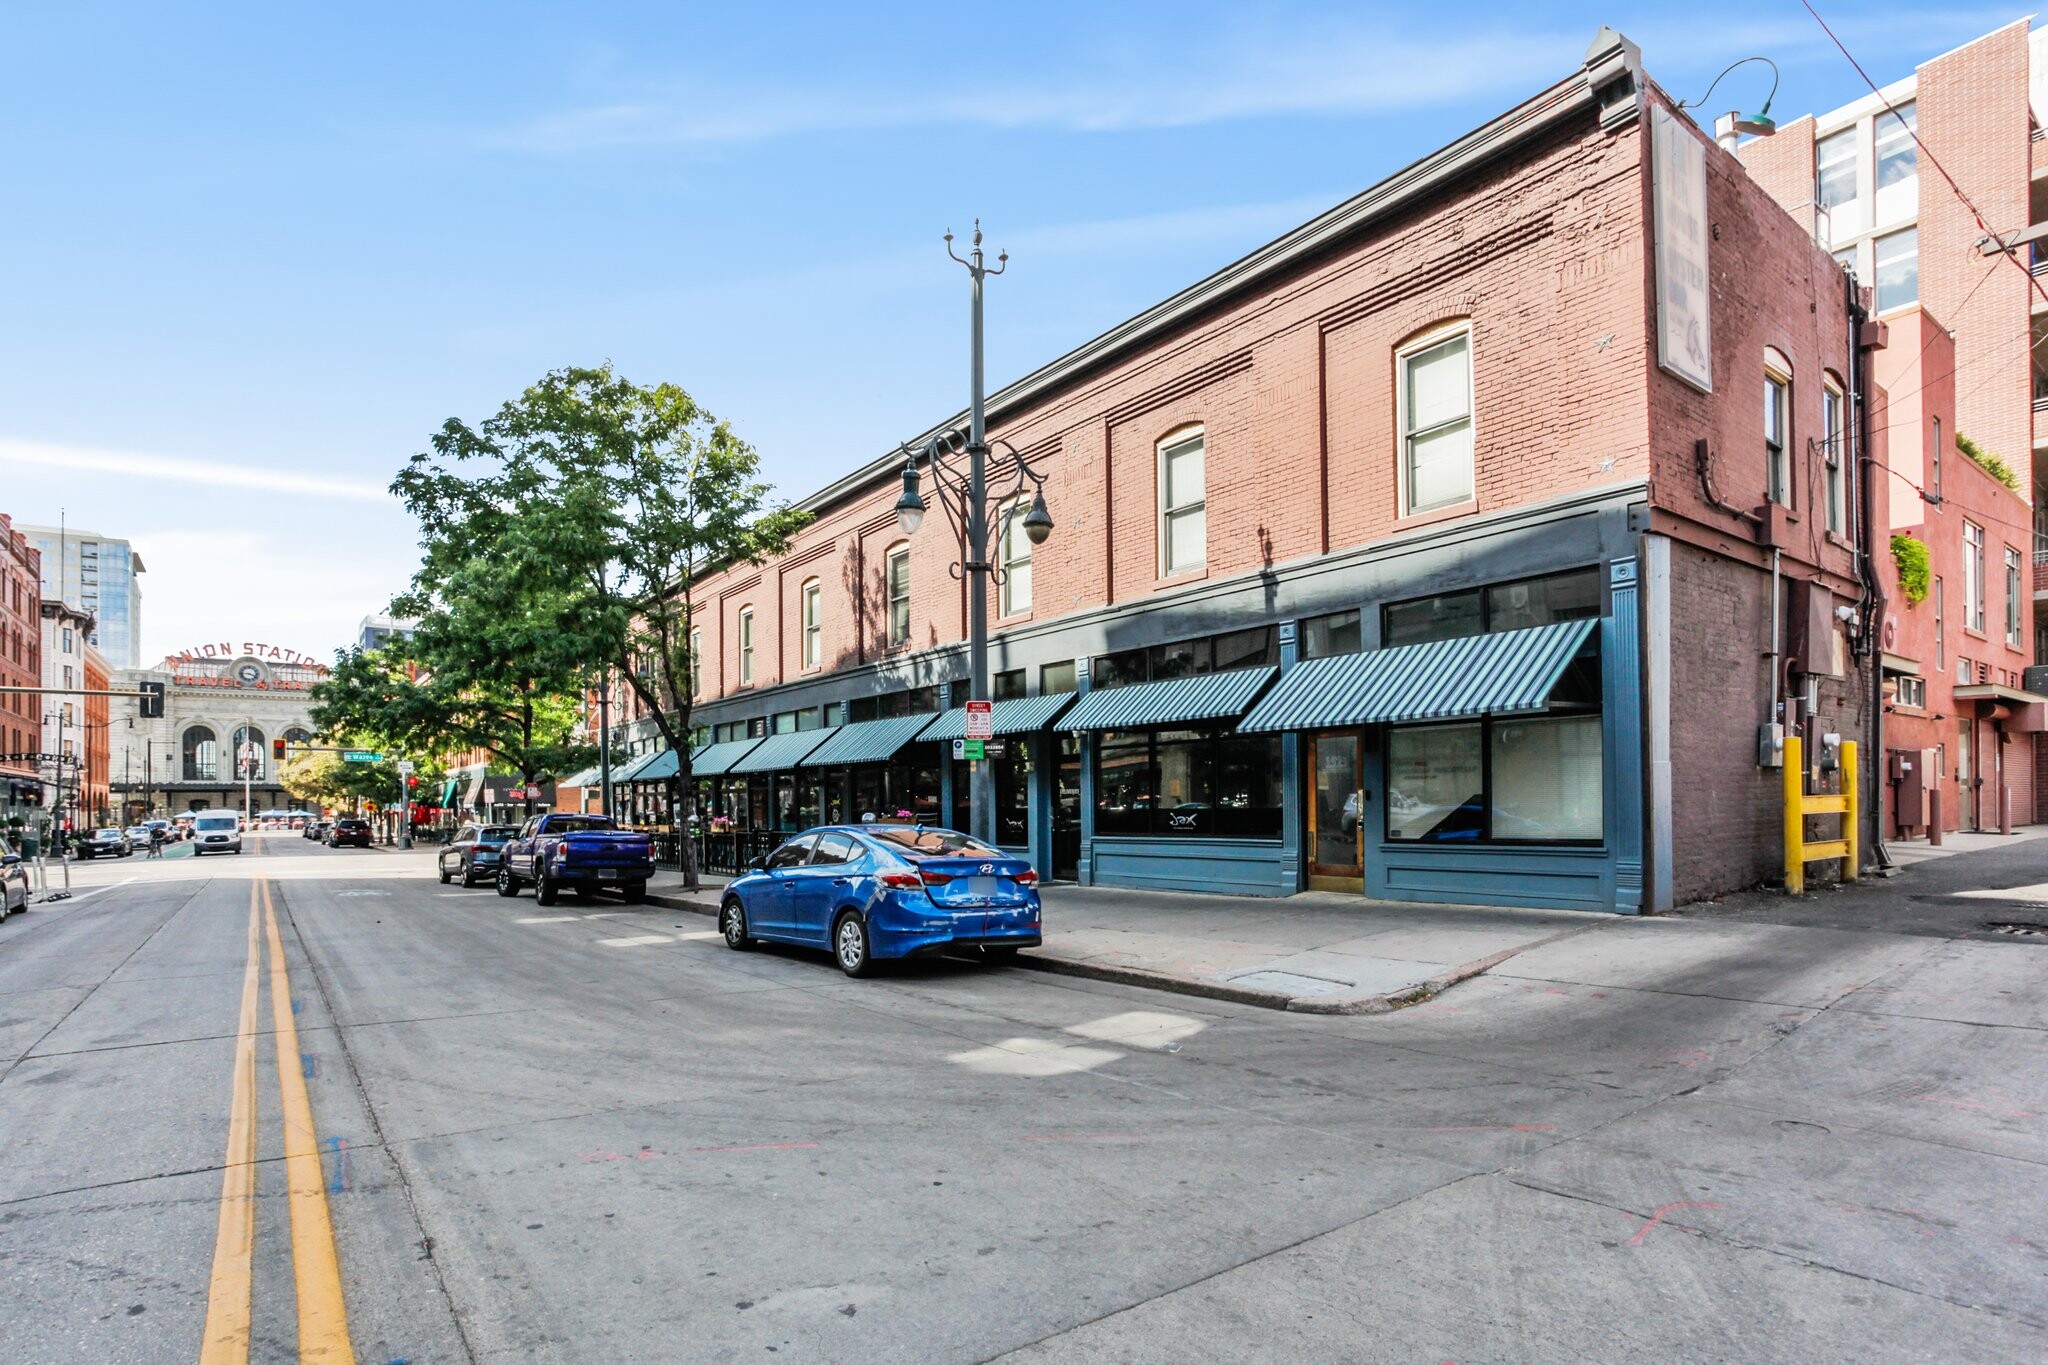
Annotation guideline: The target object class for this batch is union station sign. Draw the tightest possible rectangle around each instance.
[161,642,329,693]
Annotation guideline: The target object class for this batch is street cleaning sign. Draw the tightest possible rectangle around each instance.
[965,700,993,739]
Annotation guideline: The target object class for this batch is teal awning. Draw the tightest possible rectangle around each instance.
[611,750,669,783]
[799,713,938,767]
[1063,666,1276,732]
[438,778,459,807]
[690,738,765,777]
[626,750,681,782]
[557,767,600,788]
[1238,618,1599,732]
[728,728,837,774]
[920,692,1078,741]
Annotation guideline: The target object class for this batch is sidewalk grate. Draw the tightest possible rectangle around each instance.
[1983,921,2048,937]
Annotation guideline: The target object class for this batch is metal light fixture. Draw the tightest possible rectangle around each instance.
[1021,490,1054,546]
[894,457,926,536]
[1683,56,1780,149]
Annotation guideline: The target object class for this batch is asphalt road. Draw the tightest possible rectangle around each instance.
[2,832,2045,1362]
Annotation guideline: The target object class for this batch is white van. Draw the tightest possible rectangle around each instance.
[191,810,244,856]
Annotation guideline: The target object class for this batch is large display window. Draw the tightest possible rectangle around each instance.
[1387,713,1602,845]
[1095,727,1282,839]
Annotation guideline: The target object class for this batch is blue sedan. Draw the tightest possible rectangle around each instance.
[720,824,1042,977]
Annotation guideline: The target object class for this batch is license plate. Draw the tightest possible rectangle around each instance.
[966,875,999,898]
[597,870,619,881]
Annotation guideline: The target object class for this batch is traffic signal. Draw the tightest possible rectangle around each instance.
[405,774,419,792]
[137,681,165,718]
[273,738,287,761]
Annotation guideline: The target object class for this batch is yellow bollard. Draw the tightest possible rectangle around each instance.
[1842,741,1858,881]
[1782,734,1805,895]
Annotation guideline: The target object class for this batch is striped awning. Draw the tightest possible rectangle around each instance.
[626,750,682,783]
[557,766,600,789]
[611,750,668,783]
[690,738,765,777]
[727,728,837,774]
[798,713,938,767]
[1063,666,1276,732]
[919,692,1078,742]
[1238,618,1599,732]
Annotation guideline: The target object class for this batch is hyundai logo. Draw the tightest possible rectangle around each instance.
[979,862,993,874]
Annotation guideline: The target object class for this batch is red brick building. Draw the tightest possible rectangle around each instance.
[611,31,1882,910]
[1,514,46,821]
[1743,19,2048,838]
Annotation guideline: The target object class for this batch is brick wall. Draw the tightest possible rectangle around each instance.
[690,112,1655,705]
[0,514,43,784]
[1737,114,1820,239]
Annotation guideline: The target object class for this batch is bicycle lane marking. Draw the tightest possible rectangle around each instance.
[199,881,263,1364]
[262,879,356,1362]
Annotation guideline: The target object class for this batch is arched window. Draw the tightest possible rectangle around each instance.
[283,726,313,745]
[885,544,911,646]
[231,725,267,780]
[1000,501,1032,616]
[1764,347,1793,507]
[1157,428,1206,574]
[183,725,218,781]
[738,608,755,686]
[1397,323,1474,515]
[800,578,823,669]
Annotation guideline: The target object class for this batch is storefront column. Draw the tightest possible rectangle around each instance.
[1606,555,1645,912]
[1074,659,1096,885]
[1276,621,1306,895]
[1028,727,1053,879]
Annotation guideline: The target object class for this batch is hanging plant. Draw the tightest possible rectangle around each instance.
[1891,534,1931,605]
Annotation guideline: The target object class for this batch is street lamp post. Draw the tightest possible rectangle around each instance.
[893,222,1055,846]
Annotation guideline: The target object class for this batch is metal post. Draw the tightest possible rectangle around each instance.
[965,226,994,848]
[599,671,613,818]
[1841,740,1858,881]
[399,763,412,850]
[1782,734,1805,895]
[242,715,253,826]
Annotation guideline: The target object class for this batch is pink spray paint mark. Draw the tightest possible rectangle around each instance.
[1625,1201,1724,1246]
[689,1142,821,1153]
[1907,1092,2040,1120]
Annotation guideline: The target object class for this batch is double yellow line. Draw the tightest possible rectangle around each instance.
[200,881,354,1363]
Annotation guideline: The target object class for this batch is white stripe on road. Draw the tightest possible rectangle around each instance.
[516,915,581,924]
[35,877,137,905]
[599,935,675,947]
[673,930,722,941]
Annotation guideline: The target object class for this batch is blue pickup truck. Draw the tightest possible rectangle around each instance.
[496,813,657,905]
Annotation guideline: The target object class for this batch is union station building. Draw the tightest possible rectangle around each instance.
[112,641,324,819]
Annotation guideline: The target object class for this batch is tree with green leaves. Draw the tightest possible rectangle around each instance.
[389,364,809,886]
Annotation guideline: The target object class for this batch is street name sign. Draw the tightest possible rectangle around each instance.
[397,760,416,774]
[342,750,382,763]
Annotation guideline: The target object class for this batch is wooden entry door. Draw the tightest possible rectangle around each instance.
[1307,732,1366,892]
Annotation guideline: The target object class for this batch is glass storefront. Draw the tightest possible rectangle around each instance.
[1095,727,1283,839]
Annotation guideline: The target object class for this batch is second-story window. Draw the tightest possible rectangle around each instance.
[1934,576,1945,667]
[1815,126,1859,215]
[1159,429,1206,575]
[1000,500,1032,616]
[1874,227,1917,312]
[1822,380,1845,534]
[886,544,910,647]
[738,608,755,686]
[1964,521,1985,632]
[801,579,822,669]
[1399,325,1473,514]
[1764,358,1791,506]
[2006,546,2024,648]
[689,629,702,697]
[1931,415,1943,498]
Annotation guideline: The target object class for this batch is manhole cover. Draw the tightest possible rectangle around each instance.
[1983,922,2048,937]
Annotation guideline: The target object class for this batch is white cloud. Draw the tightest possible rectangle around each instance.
[1,437,393,502]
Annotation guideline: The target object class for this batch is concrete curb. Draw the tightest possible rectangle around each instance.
[645,892,719,917]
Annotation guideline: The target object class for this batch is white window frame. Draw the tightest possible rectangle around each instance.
[1874,101,1917,190]
[1815,125,1860,214]
[885,544,911,647]
[1964,521,1985,632]
[800,579,822,670]
[1764,355,1791,507]
[1397,323,1475,515]
[689,629,702,697]
[1873,226,1918,313]
[999,500,1032,616]
[738,608,755,687]
[2006,546,2024,648]
[1158,428,1207,576]
[1822,380,1846,534]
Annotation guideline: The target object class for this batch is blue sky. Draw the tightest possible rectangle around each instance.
[1,1,2028,662]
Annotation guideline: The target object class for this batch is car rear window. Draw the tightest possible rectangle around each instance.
[545,818,617,834]
[864,827,1000,857]
[478,827,518,843]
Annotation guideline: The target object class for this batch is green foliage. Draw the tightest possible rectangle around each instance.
[1955,431,2022,492]
[1891,534,1931,605]
[388,364,811,782]
[277,745,447,811]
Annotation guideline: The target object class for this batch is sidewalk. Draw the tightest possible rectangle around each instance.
[644,873,1611,1015]
[1877,823,2048,868]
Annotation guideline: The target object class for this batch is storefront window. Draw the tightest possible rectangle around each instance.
[1091,626,1277,691]
[1388,715,1602,845]
[1094,728,1283,838]
[1383,567,1600,646]
[1302,609,1362,659]
[994,737,1033,846]
[993,669,1027,701]
[1041,661,1077,694]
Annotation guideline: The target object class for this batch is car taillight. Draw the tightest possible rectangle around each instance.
[880,872,923,889]
[1013,869,1039,885]
[919,870,953,886]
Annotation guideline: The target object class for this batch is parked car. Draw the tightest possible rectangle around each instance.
[191,810,243,855]
[497,813,655,904]
[79,827,132,859]
[0,836,29,915]
[439,824,520,887]
[327,818,372,848]
[143,819,175,844]
[302,820,329,840]
[720,824,1041,977]
[124,825,153,849]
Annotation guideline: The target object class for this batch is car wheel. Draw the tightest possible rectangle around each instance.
[721,899,754,951]
[833,911,875,978]
[535,869,559,906]
[438,861,452,885]
[461,863,479,888]
[496,866,520,897]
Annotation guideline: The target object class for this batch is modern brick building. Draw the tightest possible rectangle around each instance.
[1742,19,2048,838]
[40,598,113,830]
[1,515,46,825]
[613,30,1889,912]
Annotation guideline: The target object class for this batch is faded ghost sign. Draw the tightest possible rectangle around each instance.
[1651,105,1713,393]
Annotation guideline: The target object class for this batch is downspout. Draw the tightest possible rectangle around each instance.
[1848,267,1889,868]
